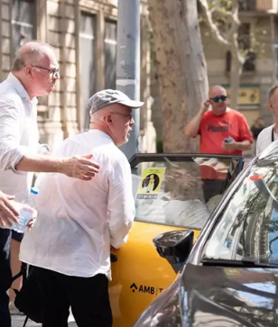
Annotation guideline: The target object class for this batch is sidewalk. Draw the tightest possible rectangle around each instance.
[12,315,77,326]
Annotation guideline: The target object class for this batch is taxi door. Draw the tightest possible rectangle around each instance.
[108,153,244,327]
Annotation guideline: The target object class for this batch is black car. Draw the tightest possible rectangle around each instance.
[133,143,278,327]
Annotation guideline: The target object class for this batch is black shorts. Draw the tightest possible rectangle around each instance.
[11,230,24,243]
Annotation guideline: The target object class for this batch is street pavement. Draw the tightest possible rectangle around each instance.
[12,313,77,326]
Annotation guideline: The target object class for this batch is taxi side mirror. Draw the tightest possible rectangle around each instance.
[153,230,194,273]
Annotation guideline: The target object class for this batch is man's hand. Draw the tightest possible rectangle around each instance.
[61,154,100,180]
[222,139,252,151]
[200,100,211,114]
[110,245,118,251]
[0,192,19,227]
[222,137,237,150]
[27,217,35,231]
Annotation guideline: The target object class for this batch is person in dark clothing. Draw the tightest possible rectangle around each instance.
[251,117,265,141]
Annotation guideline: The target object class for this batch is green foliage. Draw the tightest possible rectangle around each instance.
[226,0,232,9]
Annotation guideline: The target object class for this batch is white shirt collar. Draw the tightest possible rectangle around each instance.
[7,73,38,106]
[88,129,114,142]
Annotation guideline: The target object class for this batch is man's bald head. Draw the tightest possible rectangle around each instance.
[209,85,227,98]
[12,41,56,71]
[208,85,228,116]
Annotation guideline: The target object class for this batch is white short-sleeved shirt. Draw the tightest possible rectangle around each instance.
[256,124,278,155]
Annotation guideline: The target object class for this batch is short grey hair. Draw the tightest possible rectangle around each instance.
[12,41,55,72]
[90,111,102,123]
[268,85,278,102]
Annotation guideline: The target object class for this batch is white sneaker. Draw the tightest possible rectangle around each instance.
[9,301,23,315]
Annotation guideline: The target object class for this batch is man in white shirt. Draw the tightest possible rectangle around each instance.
[256,85,278,155]
[0,41,100,327]
[20,89,143,327]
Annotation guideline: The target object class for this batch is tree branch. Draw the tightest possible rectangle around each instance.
[226,0,241,40]
[229,0,245,64]
[198,0,230,46]
[199,0,245,64]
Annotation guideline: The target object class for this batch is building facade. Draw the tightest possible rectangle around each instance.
[0,0,156,152]
[2,0,277,153]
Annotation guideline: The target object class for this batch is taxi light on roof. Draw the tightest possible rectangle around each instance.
[250,174,264,181]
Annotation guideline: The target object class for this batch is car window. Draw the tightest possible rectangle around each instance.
[204,158,278,264]
[131,156,239,230]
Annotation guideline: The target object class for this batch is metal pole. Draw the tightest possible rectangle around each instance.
[271,14,277,85]
[116,0,141,160]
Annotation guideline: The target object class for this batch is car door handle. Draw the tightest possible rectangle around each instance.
[110,253,118,262]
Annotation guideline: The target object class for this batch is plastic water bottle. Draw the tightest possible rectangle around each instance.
[13,187,39,233]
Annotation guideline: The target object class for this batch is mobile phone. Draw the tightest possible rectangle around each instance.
[224,137,233,143]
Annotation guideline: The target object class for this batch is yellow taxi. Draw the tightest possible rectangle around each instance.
[108,153,245,327]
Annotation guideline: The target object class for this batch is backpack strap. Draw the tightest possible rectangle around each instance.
[11,270,23,284]
[22,316,29,327]
[11,262,27,283]
[10,263,29,326]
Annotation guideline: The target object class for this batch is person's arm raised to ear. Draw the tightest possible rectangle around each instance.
[184,100,210,138]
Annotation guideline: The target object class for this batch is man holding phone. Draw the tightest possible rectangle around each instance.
[185,85,253,202]
[185,85,253,155]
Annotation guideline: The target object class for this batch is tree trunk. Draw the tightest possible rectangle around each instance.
[229,50,242,109]
[148,0,208,153]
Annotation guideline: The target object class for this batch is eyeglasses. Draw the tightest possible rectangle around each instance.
[110,112,134,121]
[210,95,227,103]
[31,65,60,78]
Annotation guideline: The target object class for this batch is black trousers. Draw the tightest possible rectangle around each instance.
[32,266,113,327]
[0,229,12,327]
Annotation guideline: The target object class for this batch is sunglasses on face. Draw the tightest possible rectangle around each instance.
[210,95,227,103]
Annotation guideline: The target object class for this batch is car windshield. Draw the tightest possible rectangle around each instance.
[131,155,241,230]
[203,157,278,264]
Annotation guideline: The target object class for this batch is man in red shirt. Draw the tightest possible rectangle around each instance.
[185,85,253,154]
[185,85,253,202]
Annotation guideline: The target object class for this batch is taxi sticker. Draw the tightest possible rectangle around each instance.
[224,268,239,276]
[136,167,166,200]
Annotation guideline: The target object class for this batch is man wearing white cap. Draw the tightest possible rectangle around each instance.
[19,89,144,327]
